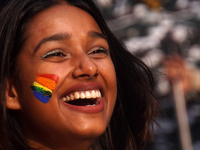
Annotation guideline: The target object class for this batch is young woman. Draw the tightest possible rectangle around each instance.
[0,0,160,149]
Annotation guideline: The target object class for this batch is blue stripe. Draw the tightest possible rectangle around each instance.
[33,90,50,103]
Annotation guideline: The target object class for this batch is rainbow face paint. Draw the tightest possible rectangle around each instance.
[31,74,59,103]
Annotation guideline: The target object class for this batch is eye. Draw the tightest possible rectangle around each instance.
[41,49,71,62]
[88,47,108,59]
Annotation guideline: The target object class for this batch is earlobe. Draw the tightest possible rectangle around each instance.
[6,77,21,110]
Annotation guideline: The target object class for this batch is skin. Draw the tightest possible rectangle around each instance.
[9,4,117,150]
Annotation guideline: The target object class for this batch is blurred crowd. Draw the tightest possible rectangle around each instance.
[95,0,200,150]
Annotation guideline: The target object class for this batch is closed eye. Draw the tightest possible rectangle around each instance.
[41,49,71,62]
[88,47,108,59]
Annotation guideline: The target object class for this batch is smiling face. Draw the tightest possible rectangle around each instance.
[11,4,117,149]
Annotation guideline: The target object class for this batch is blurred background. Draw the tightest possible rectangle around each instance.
[1,0,200,150]
[94,0,200,150]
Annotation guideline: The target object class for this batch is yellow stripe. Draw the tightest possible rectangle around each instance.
[33,82,52,93]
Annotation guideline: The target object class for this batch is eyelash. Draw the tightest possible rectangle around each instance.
[41,47,108,59]
[42,50,70,58]
[90,47,108,54]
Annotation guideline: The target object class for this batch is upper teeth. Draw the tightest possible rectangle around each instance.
[62,90,101,102]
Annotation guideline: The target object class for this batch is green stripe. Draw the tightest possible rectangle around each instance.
[31,86,52,98]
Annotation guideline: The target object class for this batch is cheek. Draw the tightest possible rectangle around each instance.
[31,74,59,103]
[37,62,72,78]
[16,62,62,105]
[102,60,117,122]
[99,59,117,105]
[100,59,117,89]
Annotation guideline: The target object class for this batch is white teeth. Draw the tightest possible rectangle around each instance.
[99,92,101,98]
[86,104,96,107]
[74,92,80,99]
[85,91,91,99]
[70,95,74,100]
[96,91,100,98]
[80,92,86,99]
[66,96,70,101]
[63,97,67,101]
[91,90,96,98]
[62,90,102,102]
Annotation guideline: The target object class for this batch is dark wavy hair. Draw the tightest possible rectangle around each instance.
[0,0,160,149]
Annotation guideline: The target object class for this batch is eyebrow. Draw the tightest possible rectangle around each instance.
[33,31,107,54]
[34,33,71,53]
[88,31,107,40]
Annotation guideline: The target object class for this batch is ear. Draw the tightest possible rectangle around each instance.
[6,77,21,110]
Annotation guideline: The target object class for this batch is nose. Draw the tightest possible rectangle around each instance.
[72,54,99,80]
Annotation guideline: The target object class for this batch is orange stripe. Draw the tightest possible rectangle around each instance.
[37,74,59,83]
[36,77,56,90]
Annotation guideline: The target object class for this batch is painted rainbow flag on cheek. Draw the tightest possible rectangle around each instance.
[31,74,59,103]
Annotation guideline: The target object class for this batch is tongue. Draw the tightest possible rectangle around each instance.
[67,99,94,106]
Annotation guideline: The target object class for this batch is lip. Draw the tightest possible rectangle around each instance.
[60,82,104,113]
[61,97,104,113]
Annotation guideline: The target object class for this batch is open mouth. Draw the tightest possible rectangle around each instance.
[62,90,101,106]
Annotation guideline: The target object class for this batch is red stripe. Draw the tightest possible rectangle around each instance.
[37,74,59,83]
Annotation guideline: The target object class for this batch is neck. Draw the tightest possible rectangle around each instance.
[28,136,96,150]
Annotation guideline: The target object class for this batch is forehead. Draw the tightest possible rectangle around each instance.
[25,4,102,41]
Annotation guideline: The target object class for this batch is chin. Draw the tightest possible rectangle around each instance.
[71,124,107,140]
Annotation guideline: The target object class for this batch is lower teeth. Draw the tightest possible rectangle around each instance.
[86,104,96,107]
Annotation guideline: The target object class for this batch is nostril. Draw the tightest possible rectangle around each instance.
[94,72,98,78]
[78,72,98,79]
[79,74,90,78]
